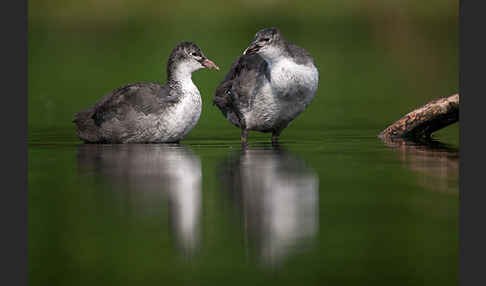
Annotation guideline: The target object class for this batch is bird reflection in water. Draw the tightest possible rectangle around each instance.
[382,138,459,194]
[77,144,201,256]
[218,146,319,266]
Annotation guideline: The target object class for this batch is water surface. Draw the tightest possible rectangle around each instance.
[29,129,458,286]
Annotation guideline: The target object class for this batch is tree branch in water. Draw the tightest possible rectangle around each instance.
[379,93,459,140]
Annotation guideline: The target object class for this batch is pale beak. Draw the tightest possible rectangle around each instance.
[202,58,219,70]
[243,41,261,55]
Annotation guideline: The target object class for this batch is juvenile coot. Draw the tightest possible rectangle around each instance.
[214,28,319,145]
[74,42,219,143]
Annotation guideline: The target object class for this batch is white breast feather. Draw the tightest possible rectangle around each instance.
[245,59,318,131]
[163,80,202,140]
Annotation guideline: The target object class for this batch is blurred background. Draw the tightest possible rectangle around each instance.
[28,0,458,144]
[28,1,459,286]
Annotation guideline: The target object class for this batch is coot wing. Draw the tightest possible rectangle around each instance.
[91,82,179,127]
[213,54,268,126]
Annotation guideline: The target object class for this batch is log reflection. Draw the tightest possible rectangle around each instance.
[77,144,202,255]
[382,138,459,193]
[218,147,319,266]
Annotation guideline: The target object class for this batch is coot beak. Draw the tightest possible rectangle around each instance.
[202,58,219,70]
[243,41,260,55]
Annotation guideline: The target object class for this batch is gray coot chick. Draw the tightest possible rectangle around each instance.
[73,42,219,143]
[213,28,319,145]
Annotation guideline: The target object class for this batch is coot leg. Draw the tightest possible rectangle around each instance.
[271,131,280,146]
[241,129,248,147]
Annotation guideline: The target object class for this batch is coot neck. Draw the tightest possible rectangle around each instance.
[168,66,194,85]
[260,42,291,68]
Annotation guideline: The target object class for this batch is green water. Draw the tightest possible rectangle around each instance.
[28,130,458,286]
[29,1,458,285]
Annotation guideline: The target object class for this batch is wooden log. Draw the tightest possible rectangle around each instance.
[379,93,459,140]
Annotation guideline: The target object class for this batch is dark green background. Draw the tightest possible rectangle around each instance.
[28,0,458,142]
[28,1,459,285]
